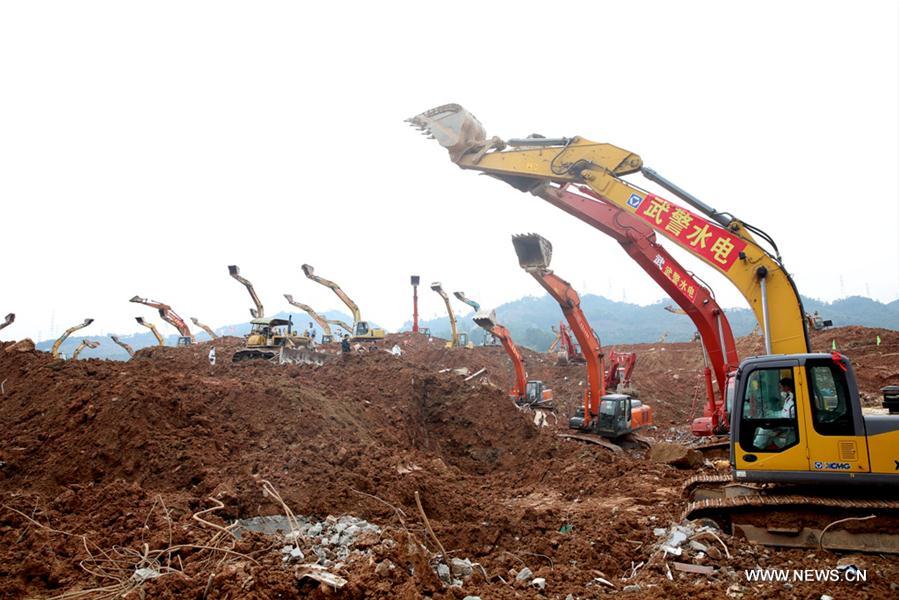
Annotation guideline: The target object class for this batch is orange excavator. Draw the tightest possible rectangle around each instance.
[550,322,585,364]
[532,183,737,436]
[130,296,193,346]
[606,350,637,395]
[513,233,652,439]
[472,309,553,409]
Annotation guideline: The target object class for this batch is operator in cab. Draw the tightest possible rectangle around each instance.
[752,377,796,450]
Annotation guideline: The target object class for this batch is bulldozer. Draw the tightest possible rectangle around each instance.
[232,317,326,365]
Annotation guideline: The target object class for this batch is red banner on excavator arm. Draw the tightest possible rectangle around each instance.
[633,194,747,271]
[649,253,699,302]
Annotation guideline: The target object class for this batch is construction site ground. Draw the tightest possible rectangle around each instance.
[1,326,897,599]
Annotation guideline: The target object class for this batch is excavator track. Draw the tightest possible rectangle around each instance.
[685,494,899,553]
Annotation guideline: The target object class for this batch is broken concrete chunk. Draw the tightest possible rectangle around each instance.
[450,557,473,578]
[436,563,452,584]
[623,584,642,593]
[531,577,546,590]
[515,566,534,581]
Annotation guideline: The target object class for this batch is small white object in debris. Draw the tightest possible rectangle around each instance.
[450,558,473,578]
[531,577,546,590]
[437,563,452,584]
[653,527,667,537]
[516,566,534,582]
[821,596,834,600]
[132,567,161,583]
[290,547,304,560]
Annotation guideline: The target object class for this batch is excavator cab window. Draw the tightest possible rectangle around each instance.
[806,360,854,436]
[355,322,369,336]
[740,368,799,453]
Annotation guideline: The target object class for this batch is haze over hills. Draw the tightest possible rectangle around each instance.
[17,295,898,361]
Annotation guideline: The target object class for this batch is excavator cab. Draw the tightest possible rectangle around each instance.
[522,380,553,408]
[352,320,386,343]
[569,394,652,438]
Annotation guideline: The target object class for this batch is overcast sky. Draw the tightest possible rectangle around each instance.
[2,1,897,341]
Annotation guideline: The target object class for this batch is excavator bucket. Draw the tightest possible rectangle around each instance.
[0,313,14,331]
[512,234,554,271]
[405,104,487,162]
[301,264,315,278]
[472,309,498,331]
[430,281,443,293]
[227,265,239,277]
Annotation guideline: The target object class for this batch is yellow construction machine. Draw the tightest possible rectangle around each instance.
[430,282,472,348]
[301,264,384,342]
[233,317,326,365]
[283,295,335,343]
[409,104,899,553]
[136,317,165,346]
[51,318,94,359]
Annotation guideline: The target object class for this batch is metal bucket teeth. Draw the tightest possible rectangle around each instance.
[406,103,487,161]
[512,233,554,270]
[473,309,498,330]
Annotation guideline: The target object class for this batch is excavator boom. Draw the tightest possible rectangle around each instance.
[327,319,353,335]
[512,234,605,419]
[430,282,459,345]
[136,317,164,346]
[51,318,94,359]
[409,105,808,356]
[227,266,264,319]
[190,317,218,340]
[72,339,99,360]
[473,310,527,399]
[284,294,332,338]
[0,313,14,332]
[536,183,737,420]
[301,264,361,325]
[130,295,193,339]
[452,291,481,312]
[109,335,135,357]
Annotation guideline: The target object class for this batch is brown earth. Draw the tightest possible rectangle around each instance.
[0,326,897,599]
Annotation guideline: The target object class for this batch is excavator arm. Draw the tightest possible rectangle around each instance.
[301,264,361,325]
[283,295,332,338]
[190,317,218,340]
[71,339,99,360]
[136,317,164,346]
[109,335,135,357]
[430,282,459,345]
[0,313,14,333]
[606,351,637,390]
[409,105,808,356]
[130,296,193,339]
[227,266,264,319]
[51,319,94,359]
[512,234,605,421]
[537,183,737,414]
[452,291,481,312]
[327,319,353,335]
[473,310,528,400]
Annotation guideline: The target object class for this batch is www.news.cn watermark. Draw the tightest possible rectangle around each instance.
[745,567,867,583]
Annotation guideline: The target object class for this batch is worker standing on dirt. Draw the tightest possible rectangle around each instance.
[341,336,351,353]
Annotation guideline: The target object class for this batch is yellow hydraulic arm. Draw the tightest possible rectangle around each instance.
[109,335,135,357]
[301,264,361,325]
[190,317,218,340]
[408,105,809,355]
[136,317,165,346]
[228,265,264,318]
[51,318,94,359]
[72,339,99,360]
[430,282,459,346]
[328,319,353,335]
[283,294,332,339]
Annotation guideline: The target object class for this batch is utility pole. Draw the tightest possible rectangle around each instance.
[411,275,420,333]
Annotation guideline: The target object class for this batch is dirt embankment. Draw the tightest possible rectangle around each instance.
[0,325,896,598]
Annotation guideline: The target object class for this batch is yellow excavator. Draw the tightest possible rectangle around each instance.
[136,317,165,346]
[283,295,335,343]
[227,265,323,364]
[301,264,385,342]
[430,282,472,349]
[327,319,354,336]
[409,104,899,552]
[51,318,94,359]
[71,339,99,360]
